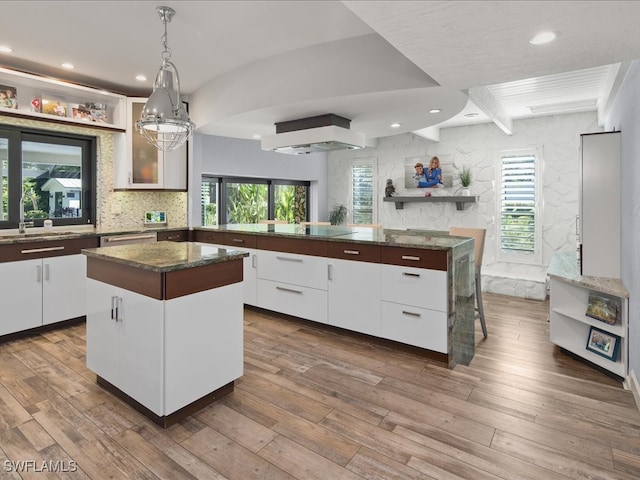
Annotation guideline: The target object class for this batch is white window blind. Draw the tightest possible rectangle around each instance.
[352,162,374,224]
[499,153,537,257]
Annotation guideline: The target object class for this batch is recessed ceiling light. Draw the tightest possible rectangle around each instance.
[136,74,147,82]
[529,31,556,45]
[464,112,480,118]
[252,134,261,140]
[390,122,402,128]
[429,109,441,114]
[61,62,74,69]
[0,46,13,53]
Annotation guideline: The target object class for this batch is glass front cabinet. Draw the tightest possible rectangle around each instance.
[113,98,187,190]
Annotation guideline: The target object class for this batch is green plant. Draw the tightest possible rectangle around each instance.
[329,204,347,225]
[458,166,472,188]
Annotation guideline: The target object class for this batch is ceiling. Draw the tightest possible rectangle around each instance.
[1,1,640,142]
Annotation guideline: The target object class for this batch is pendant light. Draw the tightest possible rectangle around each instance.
[136,6,194,151]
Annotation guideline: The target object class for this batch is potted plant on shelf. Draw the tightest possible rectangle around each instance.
[458,166,472,196]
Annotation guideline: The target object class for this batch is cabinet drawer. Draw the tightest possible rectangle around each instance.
[381,246,447,271]
[157,230,188,242]
[257,279,328,324]
[257,250,327,290]
[380,264,447,312]
[0,236,99,262]
[223,232,258,249]
[326,241,380,263]
[194,230,225,245]
[381,301,447,352]
[257,236,327,257]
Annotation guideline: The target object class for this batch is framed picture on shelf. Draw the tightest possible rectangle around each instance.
[42,96,67,117]
[586,326,620,361]
[0,84,18,109]
[585,293,620,325]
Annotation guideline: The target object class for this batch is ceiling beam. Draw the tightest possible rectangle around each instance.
[597,61,630,126]
[467,87,513,135]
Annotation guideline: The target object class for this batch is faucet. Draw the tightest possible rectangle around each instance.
[18,196,34,233]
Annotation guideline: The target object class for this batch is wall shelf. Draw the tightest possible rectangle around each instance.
[383,195,478,211]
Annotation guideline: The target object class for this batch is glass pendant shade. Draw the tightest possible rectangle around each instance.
[135,6,194,151]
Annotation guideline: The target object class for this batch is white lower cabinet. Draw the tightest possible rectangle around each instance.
[86,278,244,416]
[0,254,87,336]
[327,259,381,336]
[257,279,328,324]
[86,279,164,414]
[256,250,328,323]
[380,301,448,352]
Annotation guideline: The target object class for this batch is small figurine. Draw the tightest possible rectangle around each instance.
[385,178,395,197]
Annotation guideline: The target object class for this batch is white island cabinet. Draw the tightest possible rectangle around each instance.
[84,241,247,427]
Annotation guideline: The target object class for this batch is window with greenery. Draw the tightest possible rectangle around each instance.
[497,150,541,264]
[351,160,375,224]
[201,177,219,226]
[0,126,96,229]
[201,176,309,225]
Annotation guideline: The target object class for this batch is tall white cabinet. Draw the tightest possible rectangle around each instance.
[580,131,621,278]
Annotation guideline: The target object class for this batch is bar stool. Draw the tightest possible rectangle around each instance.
[449,227,488,338]
[300,221,331,226]
[259,220,288,224]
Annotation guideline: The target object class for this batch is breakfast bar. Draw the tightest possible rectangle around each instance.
[82,241,248,428]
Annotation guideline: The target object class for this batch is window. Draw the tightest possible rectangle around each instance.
[351,159,375,224]
[497,149,541,264]
[201,176,309,225]
[0,126,96,229]
[201,176,219,226]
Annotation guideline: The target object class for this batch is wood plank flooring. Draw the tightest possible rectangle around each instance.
[0,292,639,479]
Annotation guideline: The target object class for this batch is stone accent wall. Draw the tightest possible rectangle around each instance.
[328,112,600,300]
[1,116,187,229]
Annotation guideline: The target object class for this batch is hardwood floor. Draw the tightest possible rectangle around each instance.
[0,292,639,479]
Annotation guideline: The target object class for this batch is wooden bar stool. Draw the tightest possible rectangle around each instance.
[449,227,488,338]
[300,221,331,226]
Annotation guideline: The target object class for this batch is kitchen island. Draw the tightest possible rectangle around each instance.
[82,241,248,428]
[194,224,476,368]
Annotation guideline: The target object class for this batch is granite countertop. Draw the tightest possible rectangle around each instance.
[82,241,248,273]
[547,251,629,298]
[197,224,471,251]
[0,225,188,245]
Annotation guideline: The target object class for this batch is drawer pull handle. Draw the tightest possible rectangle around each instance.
[403,272,421,278]
[401,255,421,261]
[276,256,303,263]
[276,286,303,294]
[232,238,245,243]
[21,246,65,254]
[402,310,422,318]
[103,234,156,243]
[343,250,360,255]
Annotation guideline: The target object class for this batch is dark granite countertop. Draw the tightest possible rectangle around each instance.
[82,241,248,273]
[196,224,471,251]
[0,225,188,245]
[547,251,628,298]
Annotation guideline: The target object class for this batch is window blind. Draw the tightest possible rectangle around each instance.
[499,154,536,254]
[352,163,374,224]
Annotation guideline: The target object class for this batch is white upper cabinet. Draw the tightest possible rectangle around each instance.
[113,98,187,190]
[0,67,126,129]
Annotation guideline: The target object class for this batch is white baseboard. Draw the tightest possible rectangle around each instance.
[628,369,640,412]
